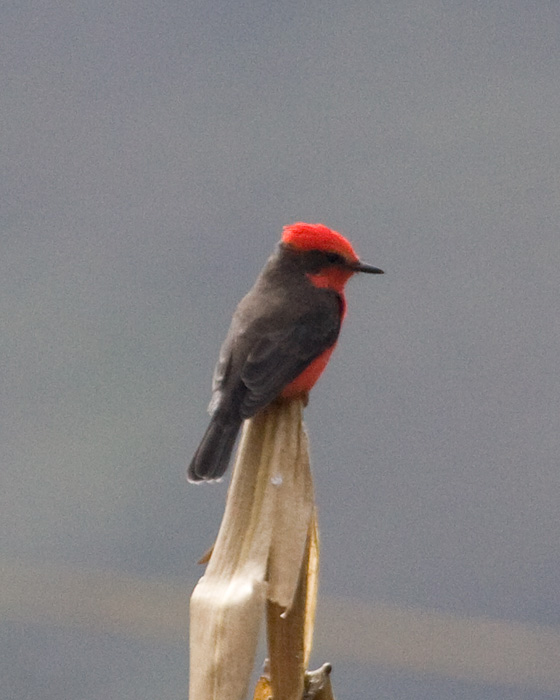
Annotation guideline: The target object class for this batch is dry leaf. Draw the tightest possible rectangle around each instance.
[267,513,319,700]
[189,398,315,700]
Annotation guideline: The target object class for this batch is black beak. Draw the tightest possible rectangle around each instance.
[353,260,384,274]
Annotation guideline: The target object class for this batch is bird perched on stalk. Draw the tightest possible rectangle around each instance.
[188,222,383,482]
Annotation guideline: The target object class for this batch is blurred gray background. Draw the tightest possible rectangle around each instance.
[2,1,560,698]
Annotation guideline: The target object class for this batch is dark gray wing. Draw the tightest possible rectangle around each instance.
[237,307,340,418]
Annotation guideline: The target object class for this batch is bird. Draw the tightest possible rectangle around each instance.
[187,222,383,482]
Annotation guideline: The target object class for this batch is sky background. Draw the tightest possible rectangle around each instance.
[2,1,560,698]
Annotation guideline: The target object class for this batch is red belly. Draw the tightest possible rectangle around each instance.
[280,345,336,398]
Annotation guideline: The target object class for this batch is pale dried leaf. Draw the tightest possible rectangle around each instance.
[189,398,314,700]
[266,512,320,700]
[303,511,320,668]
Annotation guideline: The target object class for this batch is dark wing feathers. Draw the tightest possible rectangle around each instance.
[238,309,340,418]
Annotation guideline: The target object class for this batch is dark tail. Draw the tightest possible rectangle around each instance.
[187,416,242,482]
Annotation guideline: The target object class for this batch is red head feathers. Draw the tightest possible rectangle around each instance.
[282,222,359,263]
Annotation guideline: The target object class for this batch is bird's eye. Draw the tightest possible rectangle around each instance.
[325,252,343,264]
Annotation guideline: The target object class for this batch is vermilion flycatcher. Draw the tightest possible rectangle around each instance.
[188,222,383,482]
